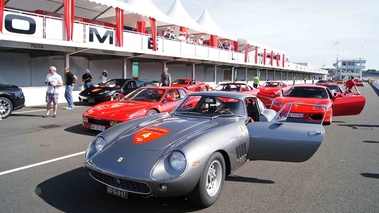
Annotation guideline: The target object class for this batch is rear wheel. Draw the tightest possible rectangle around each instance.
[0,97,13,119]
[188,152,225,207]
[146,109,158,116]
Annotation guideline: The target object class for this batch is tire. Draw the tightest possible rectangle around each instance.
[146,109,158,116]
[188,152,225,207]
[0,97,13,119]
[112,92,120,100]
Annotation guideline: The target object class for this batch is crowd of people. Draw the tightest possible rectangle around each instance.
[162,27,205,46]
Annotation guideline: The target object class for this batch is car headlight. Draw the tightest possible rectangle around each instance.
[83,116,88,123]
[94,136,106,152]
[169,151,186,172]
[313,104,327,110]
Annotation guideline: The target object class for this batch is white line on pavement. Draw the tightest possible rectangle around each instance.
[0,151,85,176]
[13,106,83,114]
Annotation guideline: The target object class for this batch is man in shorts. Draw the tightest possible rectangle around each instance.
[43,66,63,118]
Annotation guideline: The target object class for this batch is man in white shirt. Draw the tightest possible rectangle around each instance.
[43,66,63,118]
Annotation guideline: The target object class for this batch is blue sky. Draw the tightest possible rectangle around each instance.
[149,0,379,69]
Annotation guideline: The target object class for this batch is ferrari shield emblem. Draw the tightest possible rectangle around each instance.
[133,127,171,144]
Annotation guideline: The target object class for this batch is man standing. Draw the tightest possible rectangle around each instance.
[82,69,93,89]
[159,67,171,87]
[252,75,259,88]
[43,66,63,118]
[344,76,360,95]
[64,67,77,110]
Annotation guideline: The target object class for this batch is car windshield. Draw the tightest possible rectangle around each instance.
[123,88,165,102]
[214,84,242,91]
[284,87,328,99]
[173,95,245,117]
[262,82,279,87]
[100,79,126,88]
[325,85,341,93]
[172,79,188,84]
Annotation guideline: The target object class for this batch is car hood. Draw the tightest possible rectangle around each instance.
[259,87,280,93]
[79,86,116,95]
[115,116,219,151]
[275,97,330,104]
[83,100,156,119]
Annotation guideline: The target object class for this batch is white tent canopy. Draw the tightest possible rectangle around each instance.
[165,0,211,35]
[196,9,237,41]
[96,0,181,28]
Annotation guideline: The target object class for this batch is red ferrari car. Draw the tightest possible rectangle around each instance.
[354,79,364,86]
[315,80,330,86]
[336,79,344,84]
[82,87,190,131]
[213,82,259,96]
[256,81,291,107]
[270,85,366,125]
[171,78,210,91]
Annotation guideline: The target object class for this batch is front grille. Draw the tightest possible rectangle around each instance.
[88,118,110,126]
[88,170,151,194]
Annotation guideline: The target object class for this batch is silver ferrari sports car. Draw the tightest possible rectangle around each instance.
[84,91,325,207]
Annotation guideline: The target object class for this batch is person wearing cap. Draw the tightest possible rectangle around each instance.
[99,70,108,84]
[43,65,63,118]
[82,69,93,89]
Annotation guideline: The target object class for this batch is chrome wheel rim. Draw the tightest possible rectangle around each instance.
[206,160,222,196]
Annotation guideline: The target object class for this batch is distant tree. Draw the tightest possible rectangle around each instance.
[365,69,378,72]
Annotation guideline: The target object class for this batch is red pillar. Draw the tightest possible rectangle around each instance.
[270,51,274,66]
[115,8,124,47]
[254,46,258,64]
[244,44,250,63]
[0,0,4,33]
[63,0,75,41]
[263,49,267,65]
[149,18,157,51]
[210,35,218,47]
[137,21,146,33]
[233,41,238,51]
[276,53,280,67]
[282,54,285,67]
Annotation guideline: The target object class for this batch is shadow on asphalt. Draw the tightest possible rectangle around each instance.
[361,173,379,179]
[370,84,379,97]
[337,124,379,129]
[226,175,274,184]
[362,140,379,144]
[64,124,99,136]
[35,167,203,213]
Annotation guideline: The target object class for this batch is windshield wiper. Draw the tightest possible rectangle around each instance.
[211,114,243,119]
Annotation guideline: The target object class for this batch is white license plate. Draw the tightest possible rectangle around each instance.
[90,124,105,131]
[106,186,128,199]
[288,113,304,118]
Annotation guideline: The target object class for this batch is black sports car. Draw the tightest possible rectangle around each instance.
[78,79,150,104]
[0,83,25,119]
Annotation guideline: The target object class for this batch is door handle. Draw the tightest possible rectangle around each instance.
[308,131,321,135]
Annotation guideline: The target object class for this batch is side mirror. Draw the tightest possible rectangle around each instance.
[334,93,343,98]
[166,96,174,101]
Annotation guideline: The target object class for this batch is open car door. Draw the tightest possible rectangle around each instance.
[247,103,325,162]
[332,94,366,116]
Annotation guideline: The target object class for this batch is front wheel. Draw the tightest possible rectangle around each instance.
[112,92,120,100]
[146,109,158,116]
[0,97,13,119]
[188,152,225,207]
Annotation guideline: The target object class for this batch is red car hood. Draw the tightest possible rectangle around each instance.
[259,87,280,93]
[272,97,330,110]
[83,100,156,120]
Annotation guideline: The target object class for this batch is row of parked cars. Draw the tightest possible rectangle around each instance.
[1,78,366,207]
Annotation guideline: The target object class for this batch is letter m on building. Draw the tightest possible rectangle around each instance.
[88,27,114,45]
